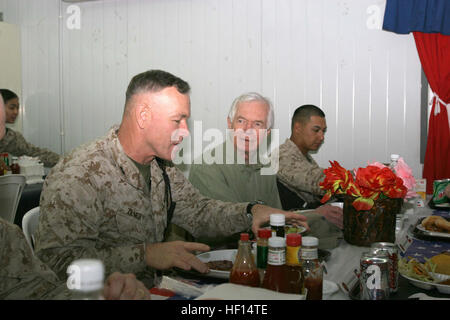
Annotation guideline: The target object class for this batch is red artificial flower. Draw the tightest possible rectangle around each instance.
[320,160,408,211]
[320,161,354,203]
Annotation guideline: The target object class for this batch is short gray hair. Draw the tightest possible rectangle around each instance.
[227,92,274,129]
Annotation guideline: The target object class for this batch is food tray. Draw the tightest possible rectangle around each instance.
[428,199,450,211]
[400,272,450,294]
[412,217,450,242]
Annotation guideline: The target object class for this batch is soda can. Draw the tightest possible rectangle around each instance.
[359,251,390,300]
[371,242,399,293]
[432,179,450,204]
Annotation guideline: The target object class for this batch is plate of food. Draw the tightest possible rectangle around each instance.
[415,216,450,239]
[285,224,307,235]
[196,249,237,279]
[398,254,450,294]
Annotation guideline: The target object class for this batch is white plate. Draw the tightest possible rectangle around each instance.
[433,273,450,294]
[196,249,237,279]
[285,225,307,234]
[416,224,450,238]
[400,272,450,293]
[323,280,339,296]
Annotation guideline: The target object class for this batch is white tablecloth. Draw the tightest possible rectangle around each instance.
[323,198,434,300]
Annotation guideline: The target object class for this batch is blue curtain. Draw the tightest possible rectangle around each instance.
[383,0,450,35]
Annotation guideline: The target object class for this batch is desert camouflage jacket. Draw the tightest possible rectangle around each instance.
[35,126,250,286]
[0,219,69,300]
[277,139,326,204]
[0,128,60,167]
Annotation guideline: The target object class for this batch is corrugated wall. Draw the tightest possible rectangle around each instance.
[0,0,423,177]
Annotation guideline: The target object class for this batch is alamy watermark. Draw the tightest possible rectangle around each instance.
[170,121,280,175]
[66,5,81,30]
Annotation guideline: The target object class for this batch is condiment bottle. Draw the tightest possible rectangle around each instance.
[262,236,289,293]
[389,154,399,173]
[10,157,20,174]
[285,233,305,294]
[229,233,260,287]
[66,259,105,300]
[256,228,272,284]
[301,236,323,300]
[270,213,285,238]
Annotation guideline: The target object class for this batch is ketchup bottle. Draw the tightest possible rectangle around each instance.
[229,233,260,287]
[262,236,289,293]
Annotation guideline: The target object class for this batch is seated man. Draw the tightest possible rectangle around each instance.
[0,218,150,300]
[0,89,60,167]
[35,70,306,287]
[277,104,343,229]
[189,93,342,249]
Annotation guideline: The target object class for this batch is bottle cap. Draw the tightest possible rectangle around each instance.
[240,233,249,241]
[268,236,285,248]
[270,213,285,226]
[302,236,319,247]
[67,259,104,292]
[390,154,399,161]
[257,228,272,239]
[286,233,302,247]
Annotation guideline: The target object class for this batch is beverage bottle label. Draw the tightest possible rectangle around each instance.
[268,248,285,266]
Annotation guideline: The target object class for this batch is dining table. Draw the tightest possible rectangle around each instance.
[153,197,450,300]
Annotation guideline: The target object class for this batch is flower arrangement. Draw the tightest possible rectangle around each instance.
[320,158,416,211]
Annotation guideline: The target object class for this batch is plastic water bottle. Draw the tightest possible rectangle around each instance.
[389,154,399,173]
[67,259,105,300]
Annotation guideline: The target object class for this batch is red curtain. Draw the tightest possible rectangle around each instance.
[413,32,450,193]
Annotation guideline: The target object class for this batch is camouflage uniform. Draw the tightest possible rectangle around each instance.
[0,128,60,167]
[0,218,69,299]
[277,138,325,205]
[35,126,250,287]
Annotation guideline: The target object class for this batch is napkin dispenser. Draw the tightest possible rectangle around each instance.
[18,156,44,184]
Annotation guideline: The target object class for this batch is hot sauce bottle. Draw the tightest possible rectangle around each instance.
[262,236,289,293]
[10,157,20,174]
[301,236,323,300]
[285,233,305,294]
[229,233,260,287]
[270,213,285,238]
[256,228,272,285]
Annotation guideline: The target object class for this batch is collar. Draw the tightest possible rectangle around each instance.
[106,125,161,191]
[285,138,312,161]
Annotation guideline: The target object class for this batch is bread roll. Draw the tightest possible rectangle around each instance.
[422,216,450,233]
[430,252,450,276]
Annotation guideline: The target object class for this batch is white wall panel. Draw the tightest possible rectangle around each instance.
[0,0,423,178]
[0,22,22,133]
[0,0,61,154]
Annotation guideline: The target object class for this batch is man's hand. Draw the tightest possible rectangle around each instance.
[314,204,343,229]
[103,272,151,300]
[145,241,210,273]
[250,204,309,236]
